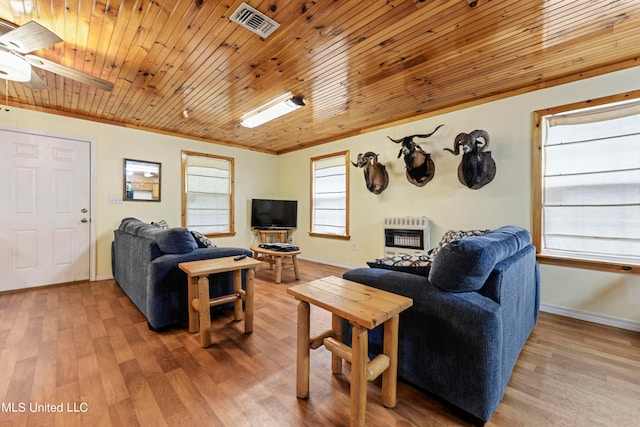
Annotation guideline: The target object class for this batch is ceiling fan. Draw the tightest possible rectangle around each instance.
[0,19,113,91]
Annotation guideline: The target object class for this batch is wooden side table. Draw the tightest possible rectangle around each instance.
[250,244,301,284]
[287,276,413,426]
[179,256,262,348]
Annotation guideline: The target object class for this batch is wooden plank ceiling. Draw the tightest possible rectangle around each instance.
[1,0,639,154]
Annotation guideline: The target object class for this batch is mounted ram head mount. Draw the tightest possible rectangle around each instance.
[351,151,389,195]
[444,129,496,189]
[388,124,444,187]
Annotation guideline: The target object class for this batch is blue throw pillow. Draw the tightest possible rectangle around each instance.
[154,228,198,254]
[428,226,531,292]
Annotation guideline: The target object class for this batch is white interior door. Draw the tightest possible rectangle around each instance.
[0,129,91,291]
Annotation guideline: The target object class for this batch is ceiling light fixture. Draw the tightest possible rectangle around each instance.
[0,49,31,82]
[240,92,305,128]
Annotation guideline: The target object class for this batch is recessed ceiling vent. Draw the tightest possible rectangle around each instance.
[230,2,280,38]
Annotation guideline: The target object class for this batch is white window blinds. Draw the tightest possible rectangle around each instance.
[541,99,640,264]
[312,153,348,236]
[184,154,233,235]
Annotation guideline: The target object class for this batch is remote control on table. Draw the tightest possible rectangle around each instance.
[233,254,247,261]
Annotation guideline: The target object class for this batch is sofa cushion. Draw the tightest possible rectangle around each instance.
[153,227,198,254]
[428,226,531,292]
[367,254,431,277]
[120,217,146,233]
[118,218,197,254]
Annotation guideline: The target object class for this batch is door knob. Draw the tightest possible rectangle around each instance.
[81,218,88,223]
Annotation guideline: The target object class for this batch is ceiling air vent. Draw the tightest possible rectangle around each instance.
[230,2,280,38]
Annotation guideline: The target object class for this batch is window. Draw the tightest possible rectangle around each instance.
[182,151,234,236]
[310,151,350,239]
[533,92,640,274]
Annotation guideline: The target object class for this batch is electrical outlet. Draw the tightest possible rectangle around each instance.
[352,243,357,252]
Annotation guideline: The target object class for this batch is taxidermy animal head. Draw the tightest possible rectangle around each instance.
[444,129,496,189]
[351,152,389,195]
[388,124,444,187]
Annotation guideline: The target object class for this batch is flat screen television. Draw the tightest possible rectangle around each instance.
[251,199,298,229]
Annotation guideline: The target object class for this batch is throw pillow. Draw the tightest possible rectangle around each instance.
[191,230,216,248]
[429,228,491,259]
[151,219,169,229]
[367,254,432,277]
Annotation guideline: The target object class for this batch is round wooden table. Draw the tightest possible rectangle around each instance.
[250,244,301,283]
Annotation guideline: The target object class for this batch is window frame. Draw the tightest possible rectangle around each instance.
[309,151,350,240]
[181,150,235,237]
[532,89,640,275]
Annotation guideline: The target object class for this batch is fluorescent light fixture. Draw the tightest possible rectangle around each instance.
[0,49,31,82]
[240,92,305,128]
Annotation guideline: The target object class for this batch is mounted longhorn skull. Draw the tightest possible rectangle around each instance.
[351,151,389,195]
[444,129,496,189]
[388,124,444,187]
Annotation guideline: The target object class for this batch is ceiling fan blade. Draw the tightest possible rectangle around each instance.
[25,55,114,92]
[22,69,48,90]
[0,21,62,54]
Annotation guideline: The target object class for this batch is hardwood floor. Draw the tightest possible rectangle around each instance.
[1,259,639,426]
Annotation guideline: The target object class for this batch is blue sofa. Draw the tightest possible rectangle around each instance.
[111,218,252,330]
[342,226,540,422]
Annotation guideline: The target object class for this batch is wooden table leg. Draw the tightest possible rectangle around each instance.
[187,275,199,333]
[244,268,255,333]
[296,300,310,399]
[351,325,368,426]
[275,256,283,283]
[197,276,212,348]
[232,270,243,321]
[382,314,399,408]
[292,254,300,280]
[331,313,343,374]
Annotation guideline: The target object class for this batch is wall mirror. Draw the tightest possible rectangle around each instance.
[123,159,161,202]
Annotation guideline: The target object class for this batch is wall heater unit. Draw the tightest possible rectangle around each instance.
[383,217,430,256]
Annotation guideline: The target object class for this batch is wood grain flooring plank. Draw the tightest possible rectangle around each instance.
[0,259,639,426]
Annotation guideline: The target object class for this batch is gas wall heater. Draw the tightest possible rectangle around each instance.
[384,217,431,256]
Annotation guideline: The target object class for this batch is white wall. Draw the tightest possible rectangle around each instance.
[0,108,279,279]
[1,66,638,327]
[278,66,640,326]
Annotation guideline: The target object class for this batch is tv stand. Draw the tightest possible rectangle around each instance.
[259,229,287,244]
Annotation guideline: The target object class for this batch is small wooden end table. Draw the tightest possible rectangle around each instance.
[258,229,287,243]
[250,244,301,284]
[287,276,413,426]
[179,256,262,348]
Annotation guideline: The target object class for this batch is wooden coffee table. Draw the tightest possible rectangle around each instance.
[179,256,262,348]
[250,244,301,283]
[287,276,413,426]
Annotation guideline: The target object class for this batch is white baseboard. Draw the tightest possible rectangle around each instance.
[297,255,361,271]
[95,274,114,281]
[540,303,640,332]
